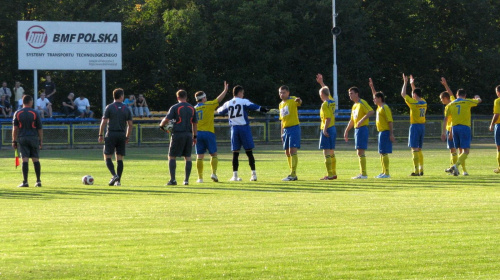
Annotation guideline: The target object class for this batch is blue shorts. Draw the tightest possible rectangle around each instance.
[282,125,301,150]
[446,130,456,149]
[195,131,217,154]
[495,124,500,146]
[231,125,255,151]
[408,124,425,148]
[319,126,336,150]
[355,126,368,150]
[378,130,392,154]
[452,125,471,149]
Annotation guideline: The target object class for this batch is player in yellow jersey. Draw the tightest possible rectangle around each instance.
[316,74,337,180]
[278,85,302,181]
[344,86,374,179]
[444,89,481,176]
[194,81,229,183]
[489,85,500,173]
[369,78,394,179]
[439,77,469,175]
[401,74,427,176]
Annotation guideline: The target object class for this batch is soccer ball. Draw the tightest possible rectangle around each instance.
[163,119,175,133]
[82,175,94,185]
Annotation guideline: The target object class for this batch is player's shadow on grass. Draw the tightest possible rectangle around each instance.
[0,187,212,200]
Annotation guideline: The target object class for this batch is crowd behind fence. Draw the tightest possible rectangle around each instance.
[0,114,494,149]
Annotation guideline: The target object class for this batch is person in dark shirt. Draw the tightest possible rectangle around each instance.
[12,95,43,187]
[160,89,198,186]
[98,88,133,186]
[43,75,56,103]
[61,92,76,117]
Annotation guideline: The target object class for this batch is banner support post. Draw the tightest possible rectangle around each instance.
[34,70,38,107]
[102,70,106,115]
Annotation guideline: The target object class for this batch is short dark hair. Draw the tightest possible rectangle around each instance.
[412,88,422,97]
[23,95,33,105]
[496,85,500,93]
[113,88,124,100]
[440,91,450,99]
[279,85,289,92]
[233,85,244,96]
[348,87,359,94]
[176,89,187,99]
[375,92,385,102]
[456,89,466,97]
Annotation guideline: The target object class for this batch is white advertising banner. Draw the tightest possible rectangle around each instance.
[18,21,122,70]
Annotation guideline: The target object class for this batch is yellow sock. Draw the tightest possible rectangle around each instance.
[451,153,458,166]
[380,154,385,174]
[456,153,468,167]
[196,158,203,179]
[291,153,298,177]
[210,156,218,175]
[461,158,467,173]
[418,150,424,172]
[497,151,500,167]
[412,151,419,173]
[331,154,336,176]
[383,154,390,175]
[287,155,292,171]
[325,155,333,177]
[359,155,367,176]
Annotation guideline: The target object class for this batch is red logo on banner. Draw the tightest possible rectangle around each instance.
[26,25,48,49]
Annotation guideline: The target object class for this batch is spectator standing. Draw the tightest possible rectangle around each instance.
[62,92,76,117]
[43,75,56,102]
[36,92,53,118]
[136,94,151,117]
[74,93,94,118]
[13,81,24,110]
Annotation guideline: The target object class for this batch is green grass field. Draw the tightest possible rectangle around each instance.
[1,142,499,279]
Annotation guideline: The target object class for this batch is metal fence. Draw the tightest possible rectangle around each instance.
[0,116,494,149]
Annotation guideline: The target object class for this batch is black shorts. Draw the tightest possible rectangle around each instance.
[18,136,40,158]
[169,132,193,157]
[104,131,126,156]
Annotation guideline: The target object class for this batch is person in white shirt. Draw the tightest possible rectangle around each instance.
[74,93,94,118]
[216,85,268,181]
[36,92,53,118]
[13,81,24,110]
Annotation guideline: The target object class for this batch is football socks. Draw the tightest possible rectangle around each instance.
[245,150,255,171]
[185,160,192,182]
[418,150,424,172]
[359,154,367,176]
[196,158,203,179]
[33,161,41,182]
[412,151,419,173]
[169,159,176,181]
[22,162,29,182]
[456,153,468,167]
[331,154,337,176]
[291,153,298,177]
[117,160,123,180]
[232,152,239,172]
[106,158,116,176]
[324,155,333,177]
[451,152,458,166]
[210,156,218,175]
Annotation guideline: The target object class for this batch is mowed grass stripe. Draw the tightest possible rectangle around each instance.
[0,143,499,279]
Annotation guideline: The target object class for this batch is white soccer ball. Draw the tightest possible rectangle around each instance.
[82,175,94,185]
[164,119,175,133]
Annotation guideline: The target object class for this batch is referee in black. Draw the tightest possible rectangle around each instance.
[98,88,133,186]
[160,89,198,186]
[12,95,43,187]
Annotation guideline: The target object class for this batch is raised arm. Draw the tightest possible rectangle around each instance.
[368,78,377,97]
[440,77,454,97]
[316,73,327,88]
[216,81,229,103]
[409,75,416,91]
[401,74,408,98]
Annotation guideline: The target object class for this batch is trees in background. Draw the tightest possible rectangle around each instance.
[0,0,498,115]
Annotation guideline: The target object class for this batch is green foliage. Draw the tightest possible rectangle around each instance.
[0,1,499,115]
